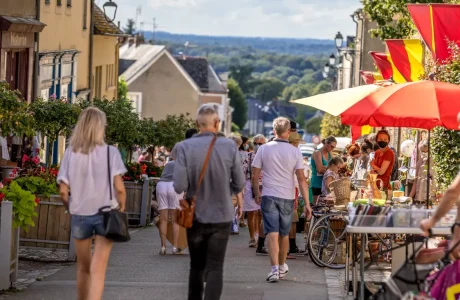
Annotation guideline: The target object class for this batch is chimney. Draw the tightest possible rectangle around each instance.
[128,37,135,47]
[135,34,145,47]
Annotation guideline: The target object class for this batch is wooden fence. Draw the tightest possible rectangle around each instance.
[0,201,19,290]
[19,195,76,261]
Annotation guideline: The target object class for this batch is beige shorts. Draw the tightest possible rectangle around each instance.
[156,181,182,210]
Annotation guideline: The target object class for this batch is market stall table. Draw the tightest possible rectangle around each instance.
[345,225,450,299]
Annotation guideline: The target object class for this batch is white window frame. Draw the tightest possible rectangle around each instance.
[127,92,142,117]
[40,89,49,101]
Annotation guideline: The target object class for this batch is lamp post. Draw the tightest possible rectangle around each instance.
[333,31,357,89]
[323,53,337,91]
[102,0,118,22]
[335,31,344,49]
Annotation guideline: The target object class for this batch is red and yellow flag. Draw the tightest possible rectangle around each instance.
[351,125,373,143]
[369,52,406,83]
[385,39,424,82]
[359,71,383,84]
[407,4,460,62]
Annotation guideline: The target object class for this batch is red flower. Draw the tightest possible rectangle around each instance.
[22,154,29,164]
[34,196,40,204]
[32,156,40,165]
[0,193,5,203]
[3,178,11,185]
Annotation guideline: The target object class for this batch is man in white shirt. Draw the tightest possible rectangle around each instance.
[252,117,312,283]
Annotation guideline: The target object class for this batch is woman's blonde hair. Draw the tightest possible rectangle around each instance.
[70,107,106,154]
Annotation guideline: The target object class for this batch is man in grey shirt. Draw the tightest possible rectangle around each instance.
[174,104,245,300]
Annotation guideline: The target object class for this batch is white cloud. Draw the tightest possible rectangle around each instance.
[116,0,362,39]
[149,0,199,9]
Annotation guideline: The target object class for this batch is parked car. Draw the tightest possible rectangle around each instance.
[299,145,315,158]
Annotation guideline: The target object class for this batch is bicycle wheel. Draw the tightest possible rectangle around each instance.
[308,224,338,267]
[307,213,368,269]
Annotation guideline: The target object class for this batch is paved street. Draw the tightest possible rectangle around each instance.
[6,226,329,300]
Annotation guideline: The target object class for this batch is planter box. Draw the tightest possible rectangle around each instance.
[0,201,19,290]
[124,179,154,226]
[19,195,75,261]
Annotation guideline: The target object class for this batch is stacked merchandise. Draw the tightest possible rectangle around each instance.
[351,204,391,227]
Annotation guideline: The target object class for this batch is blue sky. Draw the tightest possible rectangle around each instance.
[103,0,361,39]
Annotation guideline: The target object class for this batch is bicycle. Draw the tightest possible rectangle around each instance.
[307,209,393,269]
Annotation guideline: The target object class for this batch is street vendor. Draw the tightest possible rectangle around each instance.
[311,136,336,204]
[369,129,395,195]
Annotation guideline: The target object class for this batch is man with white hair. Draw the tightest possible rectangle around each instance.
[251,117,312,283]
[174,104,245,300]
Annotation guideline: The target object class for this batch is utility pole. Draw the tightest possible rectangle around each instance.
[152,18,157,44]
[135,6,142,31]
[141,18,158,44]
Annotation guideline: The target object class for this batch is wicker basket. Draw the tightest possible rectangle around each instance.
[329,177,351,206]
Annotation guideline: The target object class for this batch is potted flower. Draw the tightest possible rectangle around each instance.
[122,162,160,226]
[0,180,39,232]
[2,154,73,257]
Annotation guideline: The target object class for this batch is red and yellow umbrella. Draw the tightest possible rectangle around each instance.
[292,81,460,130]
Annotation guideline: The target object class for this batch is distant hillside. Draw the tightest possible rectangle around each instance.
[137,31,333,132]
[143,31,335,56]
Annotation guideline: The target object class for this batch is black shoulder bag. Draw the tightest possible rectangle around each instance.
[98,146,131,242]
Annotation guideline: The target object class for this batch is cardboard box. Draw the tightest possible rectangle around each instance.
[154,217,188,249]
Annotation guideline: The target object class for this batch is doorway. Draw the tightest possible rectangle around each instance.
[5,50,29,99]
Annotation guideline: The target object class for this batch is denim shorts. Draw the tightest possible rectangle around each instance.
[260,196,294,236]
[71,214,106,240]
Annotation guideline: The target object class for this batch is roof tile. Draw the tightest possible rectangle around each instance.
[93,4,124,36]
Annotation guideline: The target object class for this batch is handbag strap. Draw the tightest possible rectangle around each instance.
[107,146,112,200]
[248,152,253,180]
[193,135,217,199]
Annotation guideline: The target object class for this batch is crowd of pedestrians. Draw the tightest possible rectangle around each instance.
[60,103,448,300]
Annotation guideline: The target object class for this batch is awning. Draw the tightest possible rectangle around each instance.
[0,16,46,33]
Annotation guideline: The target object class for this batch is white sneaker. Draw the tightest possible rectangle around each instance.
[172,247,183,255]
[159,247,166,255]
[279,264,289,279]
[266,271,279,283]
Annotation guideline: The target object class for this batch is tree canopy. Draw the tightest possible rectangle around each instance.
[425,43,460,191]
[229,65,254,94]
[362,0,453,39]
[320,113,349,138]
[0,82,34,138]
[305,116,322,135]
[29,97,81,165]
[78,98,141,151]
[254,78,286,102]
[123,19,136,35]
[228,78,248,129]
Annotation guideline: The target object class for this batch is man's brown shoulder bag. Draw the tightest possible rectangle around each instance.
[177,135,217,228]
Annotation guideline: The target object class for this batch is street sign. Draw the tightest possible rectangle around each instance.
[312,135,320,144]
